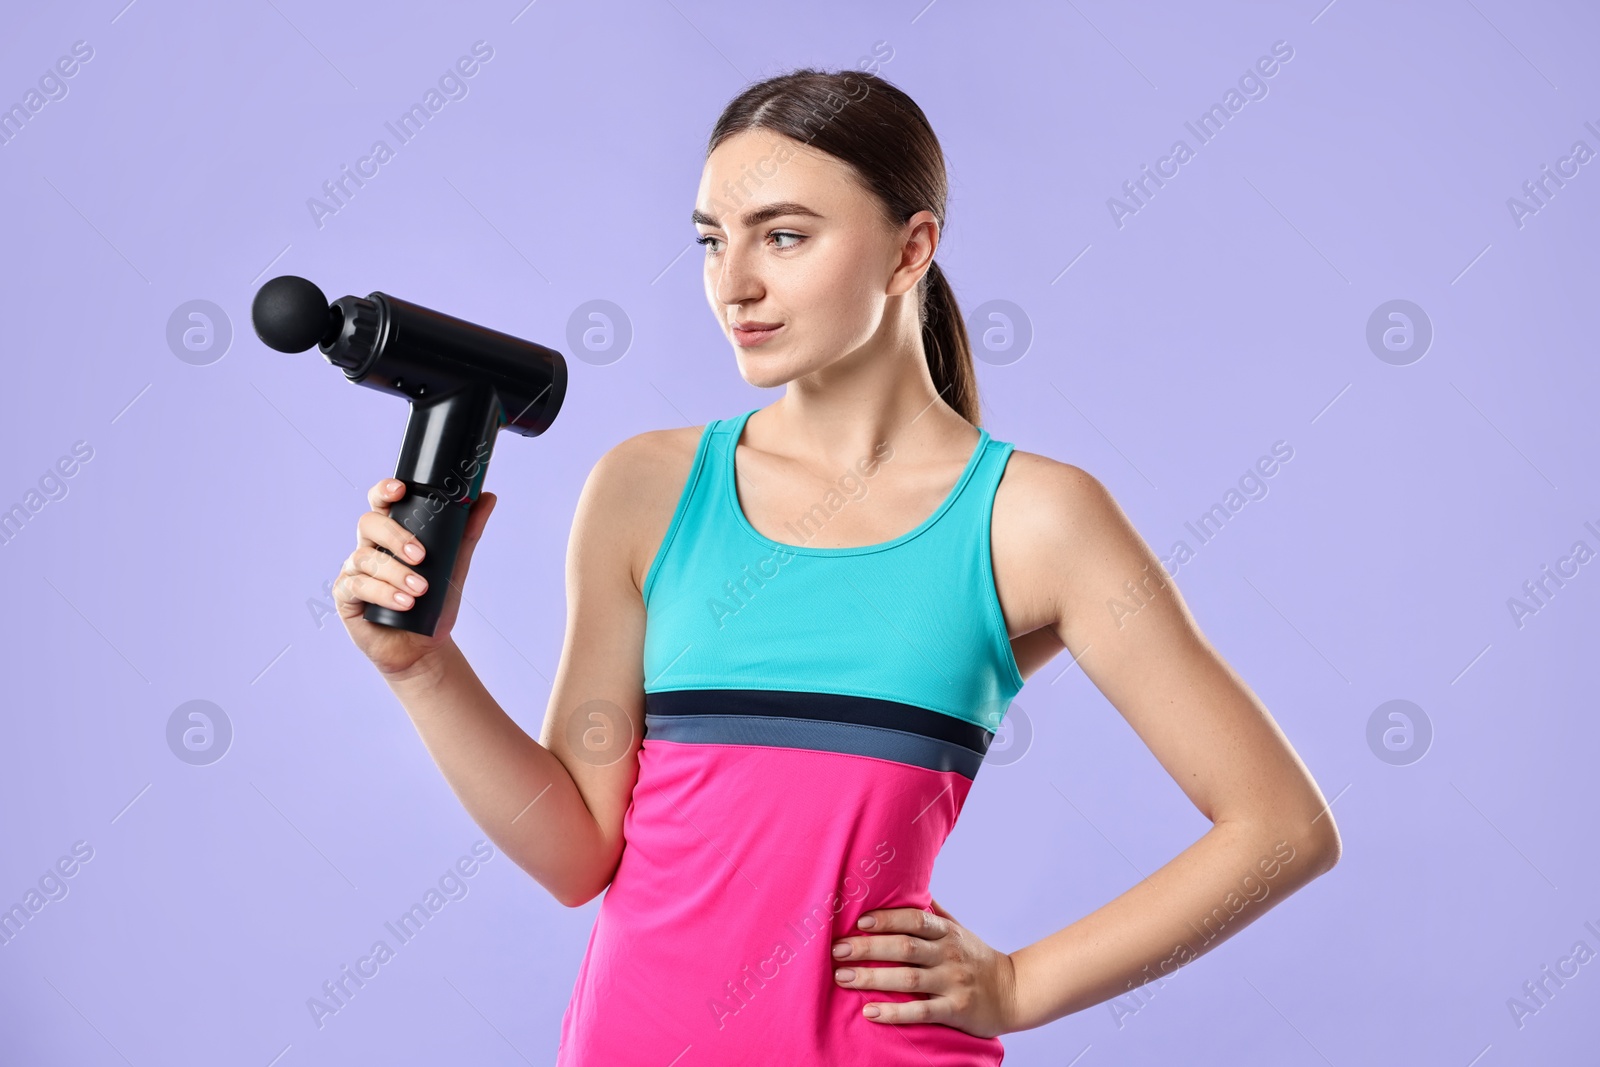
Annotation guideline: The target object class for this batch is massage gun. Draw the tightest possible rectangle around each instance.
[251,275,567,637]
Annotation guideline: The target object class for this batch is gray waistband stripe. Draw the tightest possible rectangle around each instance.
[642,712,986,779]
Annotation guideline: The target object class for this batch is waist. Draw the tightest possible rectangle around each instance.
[558,737,1001,1065]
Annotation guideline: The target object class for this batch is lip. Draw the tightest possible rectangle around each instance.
[731,322,784,348]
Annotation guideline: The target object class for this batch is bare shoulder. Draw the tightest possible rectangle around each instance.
[992,447,1152,642]
[995,447,1127,550]
[594,424,705,488]
[583,425,706,597]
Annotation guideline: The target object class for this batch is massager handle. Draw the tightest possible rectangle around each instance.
[362,384,504,637]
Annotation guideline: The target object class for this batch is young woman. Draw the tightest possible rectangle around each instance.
[333,69,1341,1065]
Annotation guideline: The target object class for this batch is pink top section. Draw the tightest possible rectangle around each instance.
[557,735,1006,1065]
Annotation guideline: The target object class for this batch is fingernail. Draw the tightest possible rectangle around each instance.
[405,574,426,593]
[831,943,848,958]
[394,591,413,607]
[389,481,402,493]
[835,969,854,983]
[405,543,424,562]
[857,916,875,929]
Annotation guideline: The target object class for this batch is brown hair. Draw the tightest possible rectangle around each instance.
[706,68,980,426]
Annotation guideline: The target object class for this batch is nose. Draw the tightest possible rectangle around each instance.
[711,236,764,310]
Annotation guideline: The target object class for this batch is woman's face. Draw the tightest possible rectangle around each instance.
[693,129,933,389]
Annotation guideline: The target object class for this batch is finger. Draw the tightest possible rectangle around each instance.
[367,477,405,514]
[836,960,929,994]
[333,559,418,613]
[358,508,427,566]
[856,907,947,939]
[354,543,428,598]
[333,546,427,607]
[928,897,956,923]
[833,932,935,967]
[462,492,497,546]
[860,993,947,1026]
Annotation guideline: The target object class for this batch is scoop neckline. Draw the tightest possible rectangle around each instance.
[724,406,991,557]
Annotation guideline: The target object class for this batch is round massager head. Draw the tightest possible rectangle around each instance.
[252,275,339,354]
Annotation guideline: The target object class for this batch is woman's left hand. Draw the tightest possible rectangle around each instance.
[832,897,1018,1037]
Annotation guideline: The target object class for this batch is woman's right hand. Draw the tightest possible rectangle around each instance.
[335,478,498,678]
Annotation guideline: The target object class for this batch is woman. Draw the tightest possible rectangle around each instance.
[333,68,1341,1064]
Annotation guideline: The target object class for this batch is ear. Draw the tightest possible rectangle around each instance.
[886,209,939,298]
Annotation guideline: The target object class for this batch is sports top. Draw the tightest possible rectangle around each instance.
[557,407,1025,1065]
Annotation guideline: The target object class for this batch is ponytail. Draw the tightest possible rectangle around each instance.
[920,260,979,426]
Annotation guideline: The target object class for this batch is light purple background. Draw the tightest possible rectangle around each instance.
[2,1,1597,1063]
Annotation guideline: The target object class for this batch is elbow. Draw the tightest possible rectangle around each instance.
[1287,811,1342,879]
[1235,809,1341,880]
[1310,817,1343,875]
[556,880,608,910]
[507,853,612,910]
[553,859,621,910]
[1286,791,1344,877]
[514,818,622,909]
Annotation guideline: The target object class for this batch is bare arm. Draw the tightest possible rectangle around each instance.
[382,641,617,909]
[1002,463,1342,1031]
[375,435,660,908]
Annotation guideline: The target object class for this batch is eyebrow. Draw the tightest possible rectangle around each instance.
[691,201,824,229]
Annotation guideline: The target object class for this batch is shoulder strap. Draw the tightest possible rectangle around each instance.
[640,415,724,607]
[940,435,1014,536]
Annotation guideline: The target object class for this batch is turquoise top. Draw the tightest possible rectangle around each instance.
[641,407,1024,733]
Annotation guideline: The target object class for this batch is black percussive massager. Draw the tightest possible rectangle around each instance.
[251,275,567,637]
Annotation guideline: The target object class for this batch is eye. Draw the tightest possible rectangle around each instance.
[695,231,807,256]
